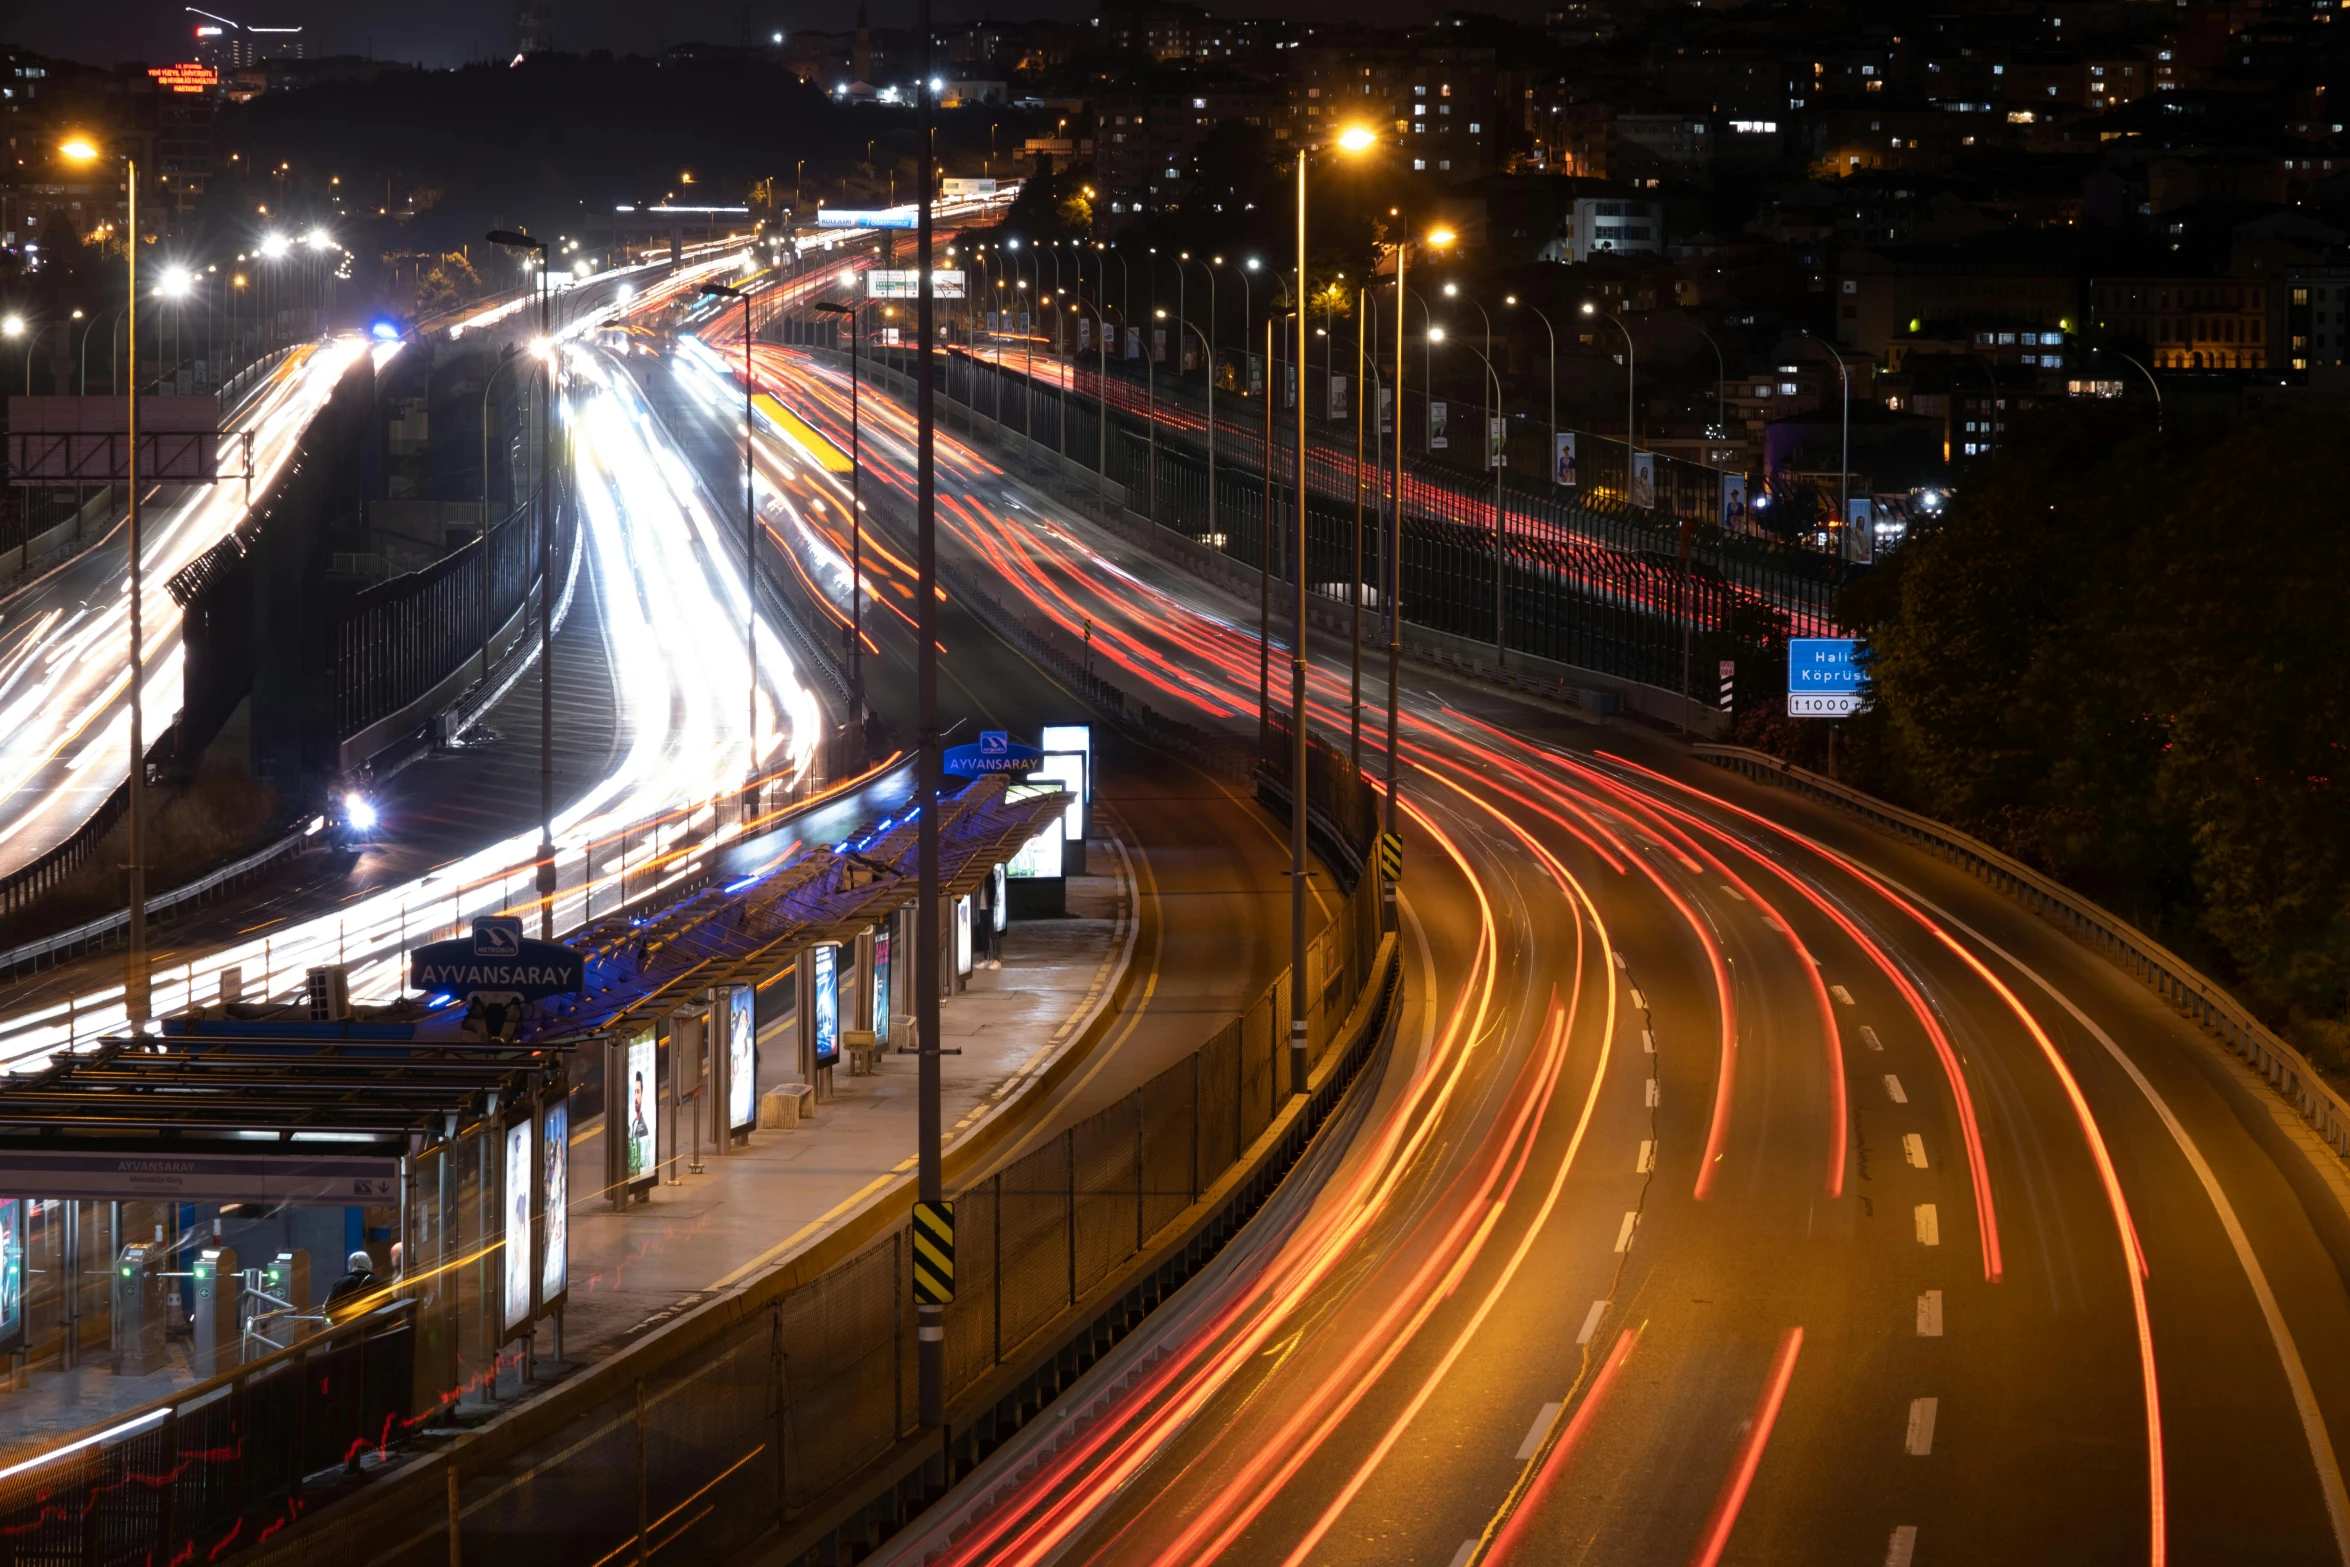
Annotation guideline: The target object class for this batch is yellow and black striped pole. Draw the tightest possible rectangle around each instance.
[1378,830,1403,886]
[912,1200,955,1306]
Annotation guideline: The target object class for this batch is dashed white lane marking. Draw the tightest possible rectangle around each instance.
[1917,1290,1944,1337]
[1905,1397,1939,1455]
[1614,1212,1640,1252]
[1914,1205,1941,1246]
[1630,988,1647,1009]
[1719,883,1747,901]
[1831,984,1857,1005]
[1636,1139,1656,1174]
[1641,1028,1656,1054]
[1612,952,1626,970]
[1886,1525,1919,1566]
[1448,1542,1479,1567]
[1577,1300,1610,1345]
[1883,1074,1908,1104]
[1516,1401,1564,1460]
[1859,1024,1884,1051]
[1763,915,1788,934]
[1903,1133,1928,1168]
[1645,1079,1660,1108]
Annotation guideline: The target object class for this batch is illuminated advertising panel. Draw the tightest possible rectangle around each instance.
[727,984,757,1135]
[872,929,893,1045]
[147,63,220,94]
[955,896,973,977]
[0,1200,22,1355]
[623,1029,658,1186]
[540,1102,568,1306]
[812,945,840,1068]
[503,1117,533,1332]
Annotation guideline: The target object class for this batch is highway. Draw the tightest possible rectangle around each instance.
[693,330,2350,1566]
[0,337,372,878]
[0,312,829,1066]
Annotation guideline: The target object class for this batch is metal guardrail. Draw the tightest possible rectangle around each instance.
[1691,743,2350,1164]
[0,818,313,980]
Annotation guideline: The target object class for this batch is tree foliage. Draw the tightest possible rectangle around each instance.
[1838,402,2350,1037]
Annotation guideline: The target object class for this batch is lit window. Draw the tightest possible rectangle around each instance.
[1413,157,1426,170]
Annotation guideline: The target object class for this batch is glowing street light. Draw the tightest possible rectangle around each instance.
[0,316,21,339]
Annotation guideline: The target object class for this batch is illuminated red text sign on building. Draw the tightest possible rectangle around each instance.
[147,63,219,94]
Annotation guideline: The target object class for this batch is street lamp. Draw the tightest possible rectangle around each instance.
[1177,316,1216,545]
[1380,225,1453,890]
[1581,301,1637,502]
[813,298,867,715]
[485,227,559,938]
[1284,124,1378,1096]
[59,133,157,1026]
[700,280,764,809]
[1505,295,1558,489]
[1800,329,1851,553]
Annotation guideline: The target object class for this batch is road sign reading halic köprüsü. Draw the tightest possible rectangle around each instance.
[410,917,583,1001]
[1787,638,1864,718]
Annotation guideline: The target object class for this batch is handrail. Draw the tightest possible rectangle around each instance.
[1692,742,2350,1163]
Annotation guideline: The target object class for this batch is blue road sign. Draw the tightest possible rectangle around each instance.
[411,919,583,1001]
[1787,638,1864,717]
[944,733,1046,775]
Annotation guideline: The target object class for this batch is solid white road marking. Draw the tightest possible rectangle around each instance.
[1719,883,1746,901]
[1917,1290,1944,1337]
[1914,1205,1940,1246]
[1645,1078,1660,1108]
[1903,1133,1928,1168]
[1614,1212,1640,1252]
[1886,1525,1919,1566]
[1517,1401,1564,1459]
[1577,1300,1609,1345]
[1905,1397,1938,1455]
[1860,1024,1884,1051]
[1898,883,2350,1562]
[1637,1139,1656,1173]
[1883,1074,1909,1104]
[1831,984,1857,1005]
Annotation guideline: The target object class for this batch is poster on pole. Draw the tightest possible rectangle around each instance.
[1077,317,1091,352]
[1328,375,1349,421]
[540,1100,568,1309]
[1152,327,1167,363]
[1379,385,1393,435]
[1555,432,1578,487]
[1846,497,1876,563]
[1249,355,1265,395]
[1488,416,1507,470]
[1284,364,1296,409]
[1628,450,1657,509]
[1125,326,1141,361]
[502,1115,534,1334]
[1721,472,1748,531]
[1429,400,1449,450]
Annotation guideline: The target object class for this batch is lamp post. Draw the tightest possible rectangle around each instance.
[1179,317,1215,544]
[1581,301,1636,500]
[915,17,944,1431]
[1678,313,1728,441]
[59,136,154,1025]
[1383,226,1451,902]
[813,299,865,716]
[2115,351,2163,433]
[1505,295,1558,489]
[699,280,762,808]
[1351,287,1366,770]
[477,345,532,684]
[1462,340,1506,662]
[1283,123,1378,1097]
[1801,329,1851,552]
[486,228,558,938]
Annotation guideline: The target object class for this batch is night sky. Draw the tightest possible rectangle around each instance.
[15,0,1515,72]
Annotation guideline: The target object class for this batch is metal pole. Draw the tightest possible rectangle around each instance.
[743,295,757,803]
[1386,251,1405,876]
[850,314,863,717]
[915,7,943,1429]
[1351,286,1364,771]
[125,158,148,1030]
[1260,316,1273,758]
[1289,150,1310,1097]
[538,260,556,940]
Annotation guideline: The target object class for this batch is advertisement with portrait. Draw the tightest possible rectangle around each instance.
[623,1028,658,1193]
[1328,374,1349,421]
[1629,450,1657,509]
[540,1100,568,1310]
[1555,432,1577,487]
[502,1114,534,1335]
[726,984,757,1137]
[1721,472,1748,531]
[1429,400,1449,450]
[813,945,840,1069]
[872,928,893,1046]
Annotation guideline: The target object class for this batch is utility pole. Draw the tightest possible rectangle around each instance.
[915,0,944,1431]
[1289,152,1309,1097]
